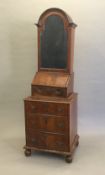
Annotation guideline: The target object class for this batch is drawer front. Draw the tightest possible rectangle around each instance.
[26,129,69,152]
[26,130,47,148]
[45,133,69,151]
[26,114,68,134]
[26,101,68,116]
[32,86,66,97]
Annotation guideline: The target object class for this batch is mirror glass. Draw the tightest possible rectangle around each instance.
[40,15,68,69]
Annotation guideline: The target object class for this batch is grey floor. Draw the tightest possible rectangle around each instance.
[0,102,105,175]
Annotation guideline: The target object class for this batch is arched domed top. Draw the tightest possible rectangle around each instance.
[36,8,77,28]
[36,8,77,73]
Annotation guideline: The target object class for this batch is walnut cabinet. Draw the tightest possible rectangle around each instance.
[24,8,79,163]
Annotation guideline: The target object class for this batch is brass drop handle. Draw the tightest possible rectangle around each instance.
[37,88,41,93]
[31,105,37,110]
[55,141,64,147]
[58,122,64,128]
[55,89,61,95]
[31,138,37,143]
[58,107,63,112]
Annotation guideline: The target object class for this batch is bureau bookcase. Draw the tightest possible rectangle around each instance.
[24,8,79,163]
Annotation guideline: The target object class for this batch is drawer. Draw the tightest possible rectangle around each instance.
[26,130,40,148]
[26,129,69,152]
[25,101,68,116]
[26,114,68,134]
[26,130,48,149]
[44,132,69,151]
[56,103,68,116]
[32,86,66,97]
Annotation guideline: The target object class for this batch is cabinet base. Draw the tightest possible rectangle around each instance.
[24,135,79,163]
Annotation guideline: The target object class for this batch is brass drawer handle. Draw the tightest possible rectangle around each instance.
[55,89,61,95]
[31,105,35,109]
[58,107,63,112]
[31,105,37,110]
[37,88,41,93]
[31,138,37,144]
[58,122,64,128]
[55,141,64,147]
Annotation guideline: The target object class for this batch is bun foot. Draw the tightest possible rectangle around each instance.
[65,155,72,163]
[24,149,31,157]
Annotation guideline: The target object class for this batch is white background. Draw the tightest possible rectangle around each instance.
[0,0,105,174]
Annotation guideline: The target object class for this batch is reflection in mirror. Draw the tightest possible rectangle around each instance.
[40,15,68,69]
